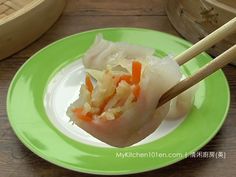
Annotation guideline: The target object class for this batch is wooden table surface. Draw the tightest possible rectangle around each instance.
[0,0,236,176]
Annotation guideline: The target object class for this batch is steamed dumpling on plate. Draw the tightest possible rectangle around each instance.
[67,34,196,147]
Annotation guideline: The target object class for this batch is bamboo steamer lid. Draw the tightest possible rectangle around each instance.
[166,0,236,65]
[0,0,65,60]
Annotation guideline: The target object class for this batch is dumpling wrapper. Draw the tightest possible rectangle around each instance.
[166,85,198,120]
[83,35,197,121]
[67,34,197,147]
[67,58,182,147]
[83,34,155,70]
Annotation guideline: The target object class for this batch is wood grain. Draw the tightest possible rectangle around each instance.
[0,0,236,176]
[64,0,166,16]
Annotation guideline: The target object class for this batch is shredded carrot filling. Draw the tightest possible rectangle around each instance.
[75,60,142,121]
[73,108,92,122]
[99,92,116,114]
[113,75,132,86]
[132,61,142,84]
[119,75,132,84]
[133,84,141,101]
[85,75,94,93]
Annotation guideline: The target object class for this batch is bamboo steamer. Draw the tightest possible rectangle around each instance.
[0,0,65,60]
[166,0,236,65]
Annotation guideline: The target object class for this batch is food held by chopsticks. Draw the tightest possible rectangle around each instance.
[67,34,196,147]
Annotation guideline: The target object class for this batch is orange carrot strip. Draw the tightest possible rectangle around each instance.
[120,75,132,84]
[132,61,142,84]
[73,108,92,122]
[85,75,94,93]
[133,84,141,101]
[113,75,132,86]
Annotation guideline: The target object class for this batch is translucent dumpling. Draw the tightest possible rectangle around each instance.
[67,34,197,147]
[67,58,182,147]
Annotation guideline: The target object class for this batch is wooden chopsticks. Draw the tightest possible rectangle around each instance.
[157,17,236,108]
[175,17,236,66]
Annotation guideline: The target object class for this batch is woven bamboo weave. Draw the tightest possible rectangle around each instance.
[0,0,33,19]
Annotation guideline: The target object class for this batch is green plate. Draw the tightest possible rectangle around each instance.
[7,28,230,175]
